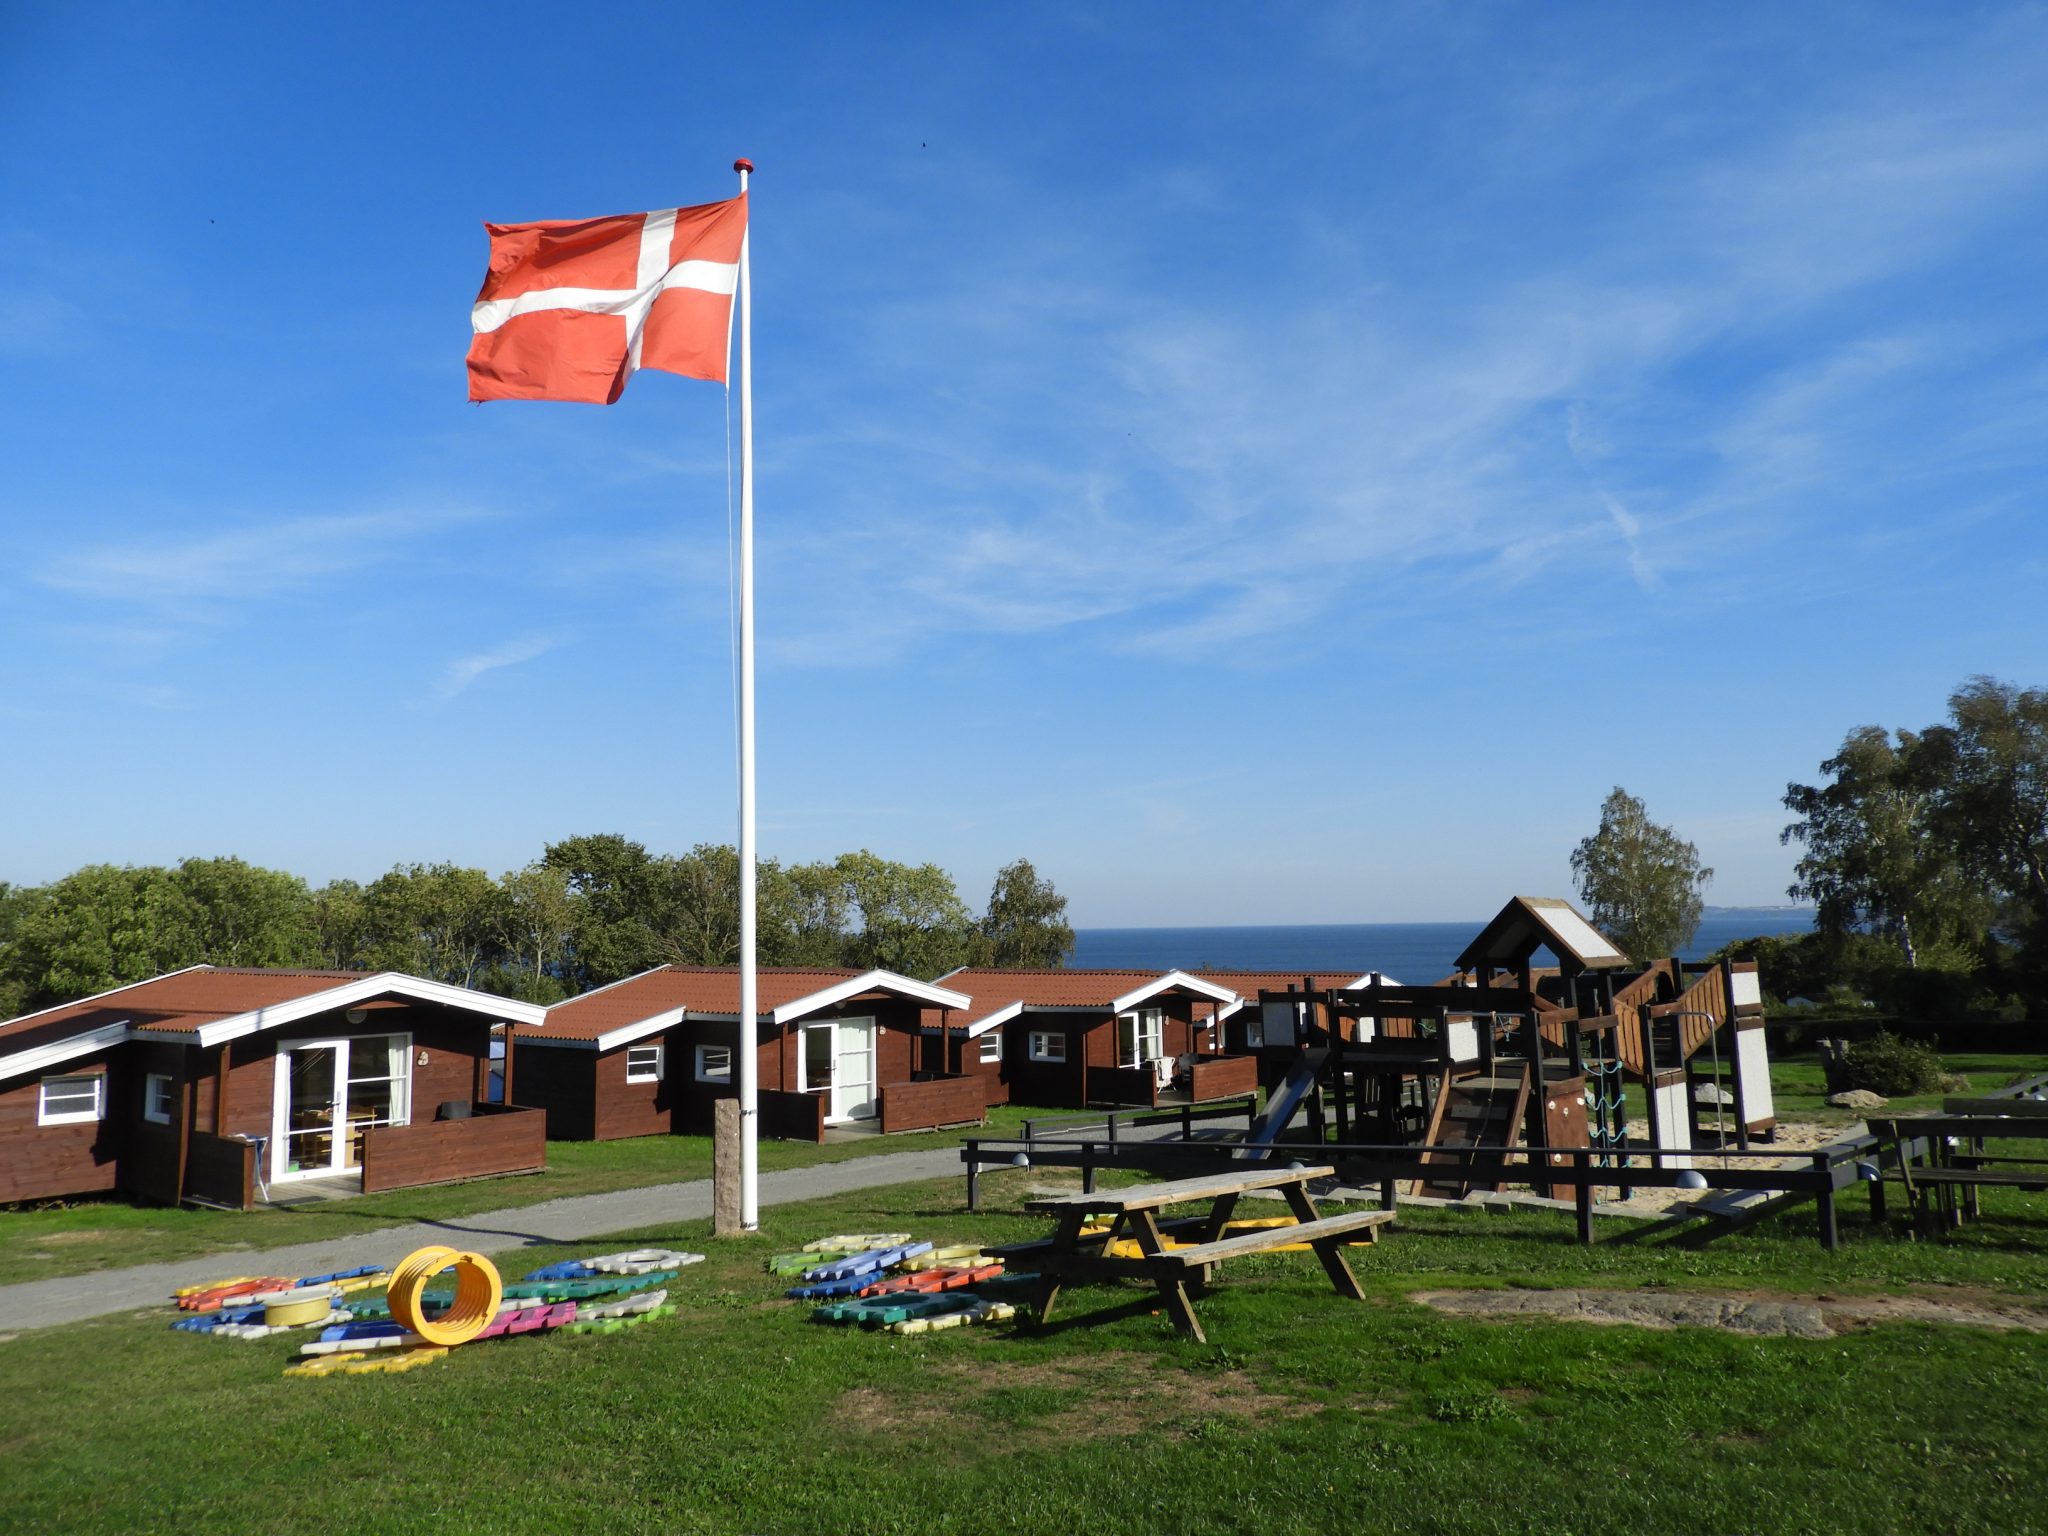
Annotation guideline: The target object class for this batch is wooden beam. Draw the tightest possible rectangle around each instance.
[174,1068,196,1205]
[213,1039,231,1134]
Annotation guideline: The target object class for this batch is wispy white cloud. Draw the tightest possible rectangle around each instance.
[747,12,2048,667]
[424,633,566,706]
[38,504,494,612]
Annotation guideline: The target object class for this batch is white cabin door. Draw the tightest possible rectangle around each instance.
[276,1043,346,1181]
[833,1016,878,1122]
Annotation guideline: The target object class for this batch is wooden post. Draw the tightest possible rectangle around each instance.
[1639,1005,1663,1169]
[174,1070,196,1205]
[501,1023,517,1106]
[1574,1151,1593,1245]
[213,1040,232,1134]
[713,1098,743,1237]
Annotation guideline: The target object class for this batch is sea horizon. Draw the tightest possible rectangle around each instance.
[1069,906,1815,980]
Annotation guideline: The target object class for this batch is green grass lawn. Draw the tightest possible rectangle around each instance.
[0,1104,1061,1286]
[3,1169,2047,1535]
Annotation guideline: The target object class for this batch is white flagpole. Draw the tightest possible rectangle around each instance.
[733,156,760,1231]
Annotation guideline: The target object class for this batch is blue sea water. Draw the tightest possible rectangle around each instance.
[1070,908,1814,980]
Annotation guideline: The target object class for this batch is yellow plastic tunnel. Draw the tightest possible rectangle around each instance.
[387,1245,503,1347]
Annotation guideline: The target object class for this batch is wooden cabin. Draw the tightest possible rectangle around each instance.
[0,967,549,1209]
[518,967,978,1142]
[936,968,1259,1109]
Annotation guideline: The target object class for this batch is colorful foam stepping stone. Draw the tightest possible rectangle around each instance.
[801,1233,911,1253]
[787,1274,873,1301]
[296,1265,383,1288]
[858,1293,971,1328]
[580,1288,668,1321]
[580,1248,702,1275]
[891,1301,1017,1336]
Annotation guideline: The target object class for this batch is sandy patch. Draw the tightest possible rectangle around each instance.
[1523,1120,1858,1216]
[1414,1287,2048,1337]
[834,1352,1315,1442]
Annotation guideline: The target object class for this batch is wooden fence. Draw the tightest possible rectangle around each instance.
[360,1103,546,1194]
[183,1132,255,1210]
[879,1073,987,1135]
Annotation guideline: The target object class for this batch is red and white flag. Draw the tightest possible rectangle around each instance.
[467,195,748,403]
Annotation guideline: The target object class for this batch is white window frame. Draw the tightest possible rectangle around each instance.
[625,1044,665,1084]
[695,1044,732,1083]
[38,1073,105,1127]
[1027,1030,1066,1063]
[144,1072,175,1125]
[1116,1007,1164,1069]
[977,1034,1002,1065]
[1244,1016,1266,1049]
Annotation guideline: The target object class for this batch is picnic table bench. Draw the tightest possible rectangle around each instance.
[989,1164,1394,1343]
[1869,1112,2048,1234]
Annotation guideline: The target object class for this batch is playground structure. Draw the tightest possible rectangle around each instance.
[1235,897,1777,1199]
[955,897,1947,1251]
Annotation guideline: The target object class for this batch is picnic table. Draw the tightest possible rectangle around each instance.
[989,1164,1394,1344]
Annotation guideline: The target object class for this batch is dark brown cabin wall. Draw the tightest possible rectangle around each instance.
[516,1047,598,1140]
[117,1041,191,1205]
[1008,1015,1087,1107]
[0,1067,120,1203]
[956,1033,1011,1105]
[1082,1013,1118,1071]
[591,1030,675,1141]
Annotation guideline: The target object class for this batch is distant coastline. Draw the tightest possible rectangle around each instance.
[1070,907,1815,979]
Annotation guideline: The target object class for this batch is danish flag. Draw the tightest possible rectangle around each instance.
[466,194,748,403]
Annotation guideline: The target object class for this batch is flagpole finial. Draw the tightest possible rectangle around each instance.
[733,157,755,174]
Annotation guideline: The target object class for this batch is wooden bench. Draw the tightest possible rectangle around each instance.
[1872,1115,2048,1233]
[1160,1208,1396,1269]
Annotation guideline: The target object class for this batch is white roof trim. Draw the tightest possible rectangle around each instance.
[188,973,548,1047]
[769,969,972,1025]
[1110,970,1239,1014]
[594,1005,690,1054]
[963,1000,1024,1039]
[0,970,547,1084]
[0,1020,135,1085]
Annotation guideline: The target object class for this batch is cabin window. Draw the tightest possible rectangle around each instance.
[38,1073,104,1126]
[801,1023,835,1092]
[1116,1008,1164,1068]
[977,1034,1002,1064]
[1244,1017,1265,1049]
[144,1073,175,1124]
[1027,1031,1065,1063]
[625,1044,665,1083]
[695,1045,732,1083]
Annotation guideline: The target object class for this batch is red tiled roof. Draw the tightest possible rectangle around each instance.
[1193,970,1381,999]
[0,967,369,1048]
[938,968,1185,1011]
[540,967,895,1041]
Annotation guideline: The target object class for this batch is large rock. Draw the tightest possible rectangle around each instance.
[1827,1089,1889,1109]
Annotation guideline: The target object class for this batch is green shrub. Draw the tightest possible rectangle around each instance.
[1845,1030,1944,1096]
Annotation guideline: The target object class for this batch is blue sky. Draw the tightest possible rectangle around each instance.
[3,3,2046,924]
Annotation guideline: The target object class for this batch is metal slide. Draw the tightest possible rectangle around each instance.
[1236,1048,1330,1158]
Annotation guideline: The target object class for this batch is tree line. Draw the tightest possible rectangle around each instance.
[1549,676,2044,1024]
[1774,675,2048,1019]
[0,837,1076,1016]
